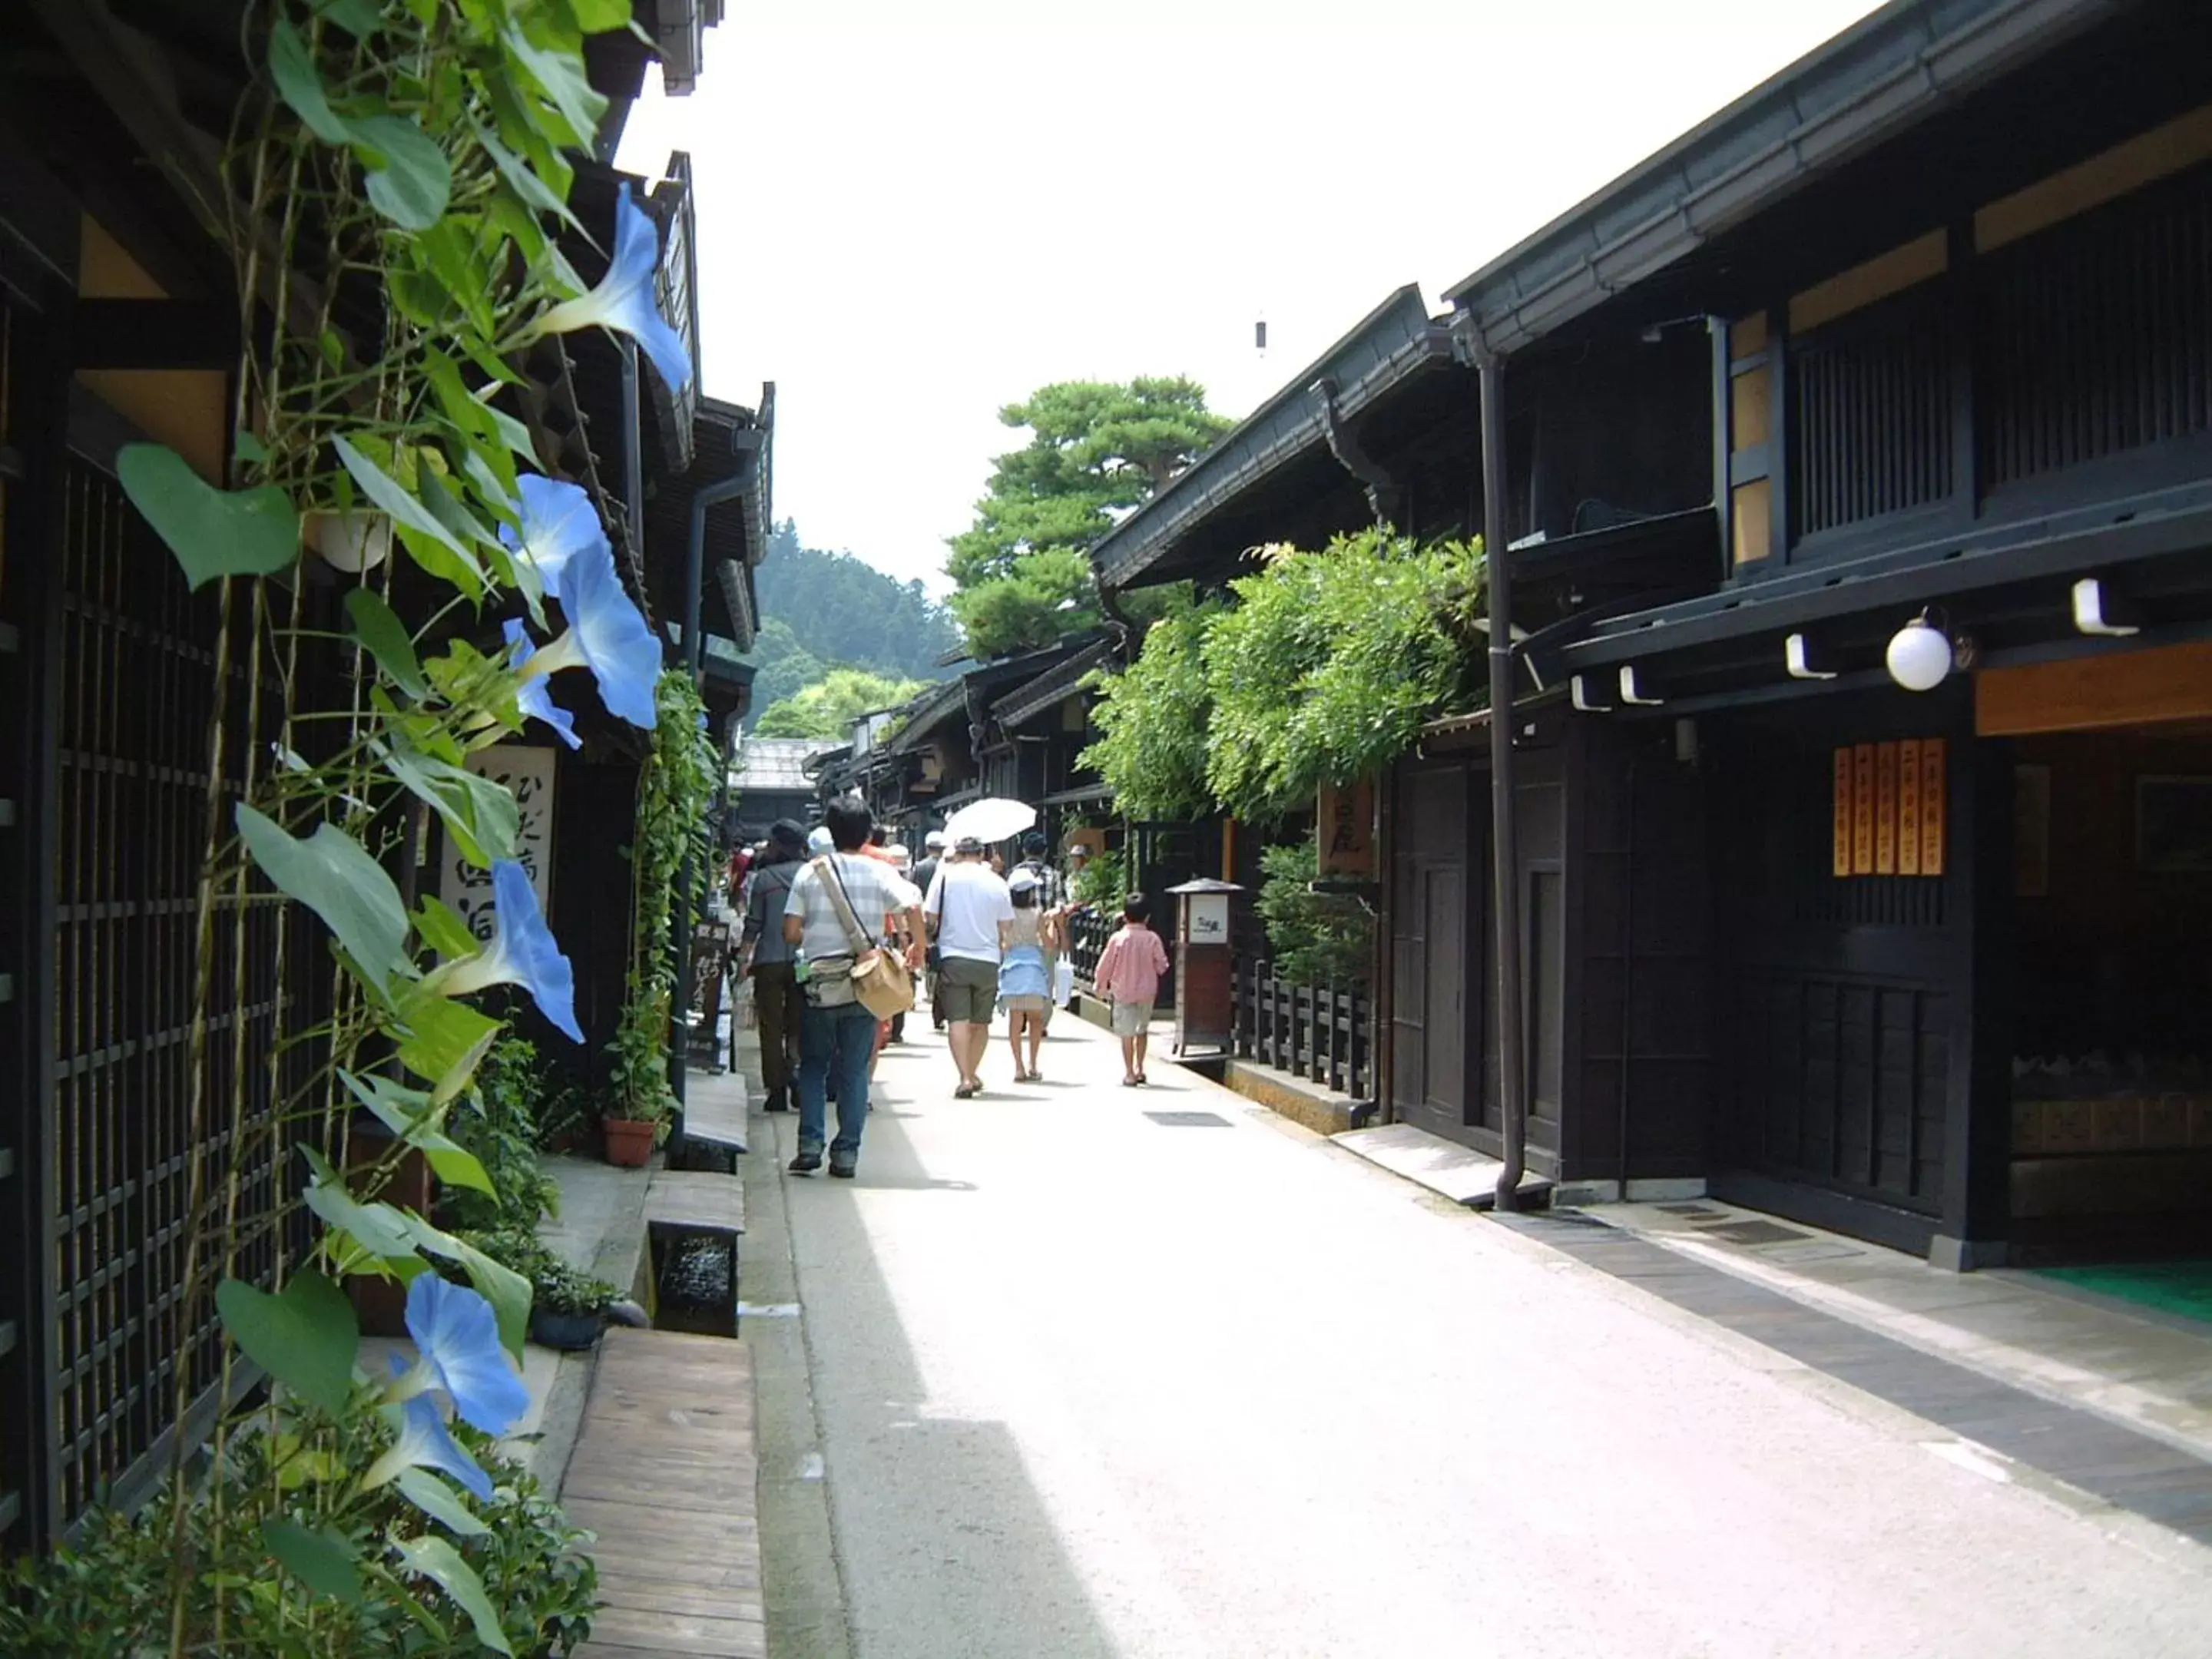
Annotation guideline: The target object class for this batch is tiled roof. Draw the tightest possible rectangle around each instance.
[731,737,839,793]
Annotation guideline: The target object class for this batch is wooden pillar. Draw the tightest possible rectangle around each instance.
[1933,732,2013,1270]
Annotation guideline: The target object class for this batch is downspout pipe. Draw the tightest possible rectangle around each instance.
[671,428,764,1119]
[1477,348,1528,1210]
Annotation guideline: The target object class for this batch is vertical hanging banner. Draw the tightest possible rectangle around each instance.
[1919,738,1947,875]
[1897,738,1922,876]
[1851,743,1876,874]
[1833,747,1854,876]
[1874,741,1899,874]
[442,746,557,941]
[1317,776,1376,878]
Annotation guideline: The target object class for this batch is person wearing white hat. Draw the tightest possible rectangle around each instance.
[806,825,833,856]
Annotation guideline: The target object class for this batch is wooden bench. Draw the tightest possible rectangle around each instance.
[672,1071,749,1170]
[643,1169,745,1336]
[565,1327,763,1657]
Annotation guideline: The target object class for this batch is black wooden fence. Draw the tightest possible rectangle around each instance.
[1234,961,1370,1100]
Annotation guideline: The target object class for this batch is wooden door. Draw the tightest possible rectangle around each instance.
[1390,761,1481,1145]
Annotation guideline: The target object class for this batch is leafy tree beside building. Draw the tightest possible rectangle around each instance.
[947,377,1233,658]
[753,667,928,740]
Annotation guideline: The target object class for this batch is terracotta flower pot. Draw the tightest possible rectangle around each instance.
[603,1117,657,1167]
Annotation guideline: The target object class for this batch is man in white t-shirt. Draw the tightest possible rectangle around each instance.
[924,836,1014,1098]
[782,797,924,1178]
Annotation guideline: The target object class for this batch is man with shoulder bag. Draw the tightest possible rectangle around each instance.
[781,796,924,1179]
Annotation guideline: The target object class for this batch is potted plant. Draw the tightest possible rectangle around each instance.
[527,1257,618,1351]
[600,1106,661,1167]
[600,669,714,1168]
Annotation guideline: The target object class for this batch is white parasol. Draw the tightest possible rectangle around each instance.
[943,796,1036,846]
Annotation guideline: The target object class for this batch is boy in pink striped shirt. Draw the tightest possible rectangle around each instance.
[1094,892,1170,1085]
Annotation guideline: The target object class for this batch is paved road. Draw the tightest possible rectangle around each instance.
[763,1018,2212,1659]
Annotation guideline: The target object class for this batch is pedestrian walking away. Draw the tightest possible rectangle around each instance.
[1014,830,1065,1035]
[924,834,1014,1098]
[1094,891,1170,1086]
[910,829,947,1031]
[998,869,1061,1081]
[782,796,924,1179]
[740,819,808,1112]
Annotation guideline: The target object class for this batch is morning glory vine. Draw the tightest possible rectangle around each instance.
[66,0,705,1647]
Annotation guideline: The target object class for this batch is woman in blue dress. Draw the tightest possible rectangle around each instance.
[997,870,1060,1082]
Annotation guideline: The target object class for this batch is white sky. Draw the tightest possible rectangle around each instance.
[616,0,1884,594]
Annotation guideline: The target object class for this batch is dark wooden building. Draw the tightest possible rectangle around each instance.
[1098,0,2212,1270]
[0,0,737,1555]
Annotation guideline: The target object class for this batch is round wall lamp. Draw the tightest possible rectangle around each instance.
[1885,609,1954,692]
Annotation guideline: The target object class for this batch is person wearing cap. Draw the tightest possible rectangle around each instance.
[740,820,810,1113]
[782,796,925,1178]
[910,830,948,1031]
[998,869,1062,1081]
[922,836,1013,1098]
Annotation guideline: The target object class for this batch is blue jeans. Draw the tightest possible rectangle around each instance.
[797,1000,876,1157]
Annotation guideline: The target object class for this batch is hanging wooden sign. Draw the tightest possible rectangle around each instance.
[1851,743,1876,874]
[1920,738,1946,875]
[1897,738,1922,876]
[1833,737,1945,879]
[1874,742,1899,874]
[1833,748,1853,876]
[1317,775,1376,878]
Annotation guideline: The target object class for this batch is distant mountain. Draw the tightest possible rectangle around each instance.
[746,522,960,727]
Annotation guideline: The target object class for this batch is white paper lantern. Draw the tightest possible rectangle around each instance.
[1885,615,1952,692]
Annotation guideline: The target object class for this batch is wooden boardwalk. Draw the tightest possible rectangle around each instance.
[565,1326,764,1657]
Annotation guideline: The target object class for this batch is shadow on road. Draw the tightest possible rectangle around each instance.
[768,1048,1128,1659]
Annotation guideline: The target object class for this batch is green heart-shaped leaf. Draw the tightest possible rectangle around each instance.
[236,804,412,996]
[392,1536,512,1654]
[395,1469,492,1538]
[216,1271,357,1416]
[268,18,353,144]
[353,114,452,230]
[344,588,429,699]
[338,1071,495,1194]
[376,740,519,868]
[394,994,503,1105]
[116,444,300,592]
[263,1518,365,1604]
[414,895,482,962]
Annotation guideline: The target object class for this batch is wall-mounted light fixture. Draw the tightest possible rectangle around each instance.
[1785,632,1837,680]
[1571,674,1612,713]
[1618,664,1665,707]
[2071,576,2141,637]
[1885,609,1954,692]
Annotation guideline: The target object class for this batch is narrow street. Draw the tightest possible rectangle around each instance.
[747,1019,2212,1659]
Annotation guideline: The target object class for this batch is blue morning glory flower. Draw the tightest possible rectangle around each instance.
[502,619,579,750]
[499,475,604,603]
[365,1380,495,1502]
[535,182,694,394]
[402,1272,531,1435]
[517,535,661,730]
[436,860,584,1041]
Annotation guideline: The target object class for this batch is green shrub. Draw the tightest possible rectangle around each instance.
[1255,842,1373,988]
[455,1228,616,1319]
[445,1037,561,1233]
[0,1412,597,1656]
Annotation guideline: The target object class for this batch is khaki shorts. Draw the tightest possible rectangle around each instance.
[939,955,1000,1025]
[1110,998,1154,1037]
